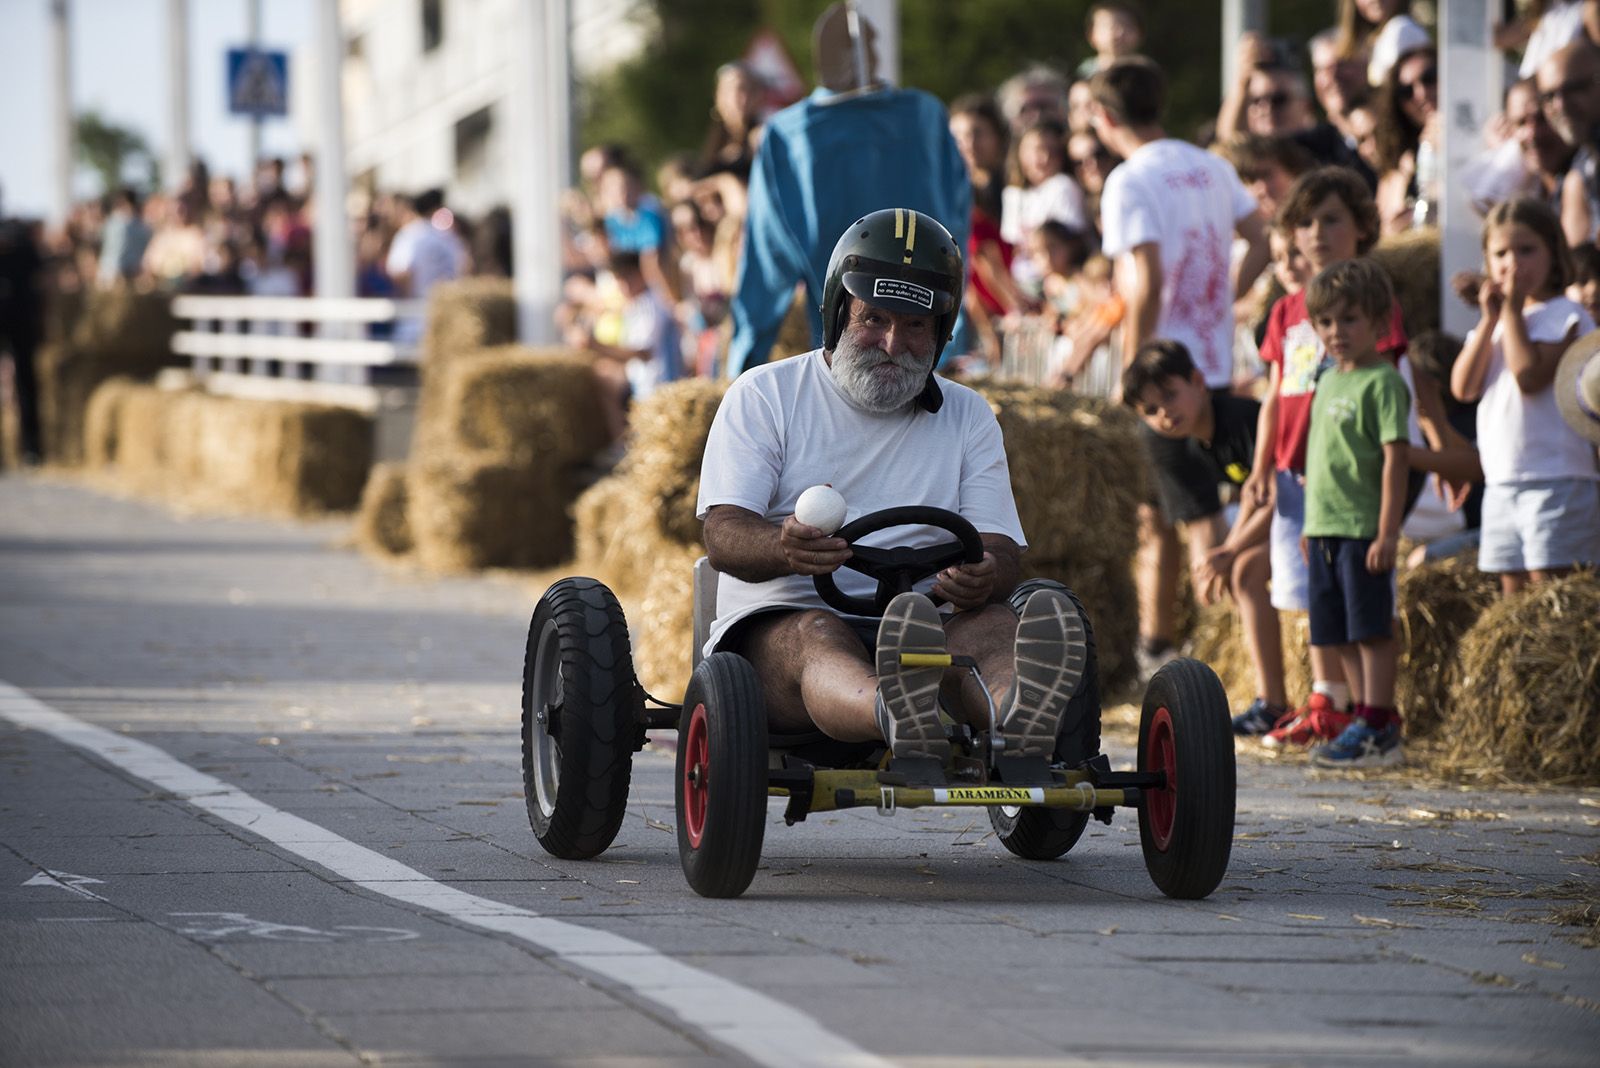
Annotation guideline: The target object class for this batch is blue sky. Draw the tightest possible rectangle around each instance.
[0,0,315,218]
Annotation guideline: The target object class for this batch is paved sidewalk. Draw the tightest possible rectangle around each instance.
[1,475,1596,1067]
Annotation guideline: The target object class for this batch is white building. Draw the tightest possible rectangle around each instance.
[339,0,646,216]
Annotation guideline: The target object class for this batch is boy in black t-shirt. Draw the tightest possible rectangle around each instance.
[1124,340,1286,726]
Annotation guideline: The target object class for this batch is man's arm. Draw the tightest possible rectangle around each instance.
[703,504,850,584]
[1562,167,1594,250]
[1233,212,1270,301]
[933,534,1021,611]
[1120,241,1162,365]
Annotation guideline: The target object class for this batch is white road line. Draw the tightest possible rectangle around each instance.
[0,681,892,1068]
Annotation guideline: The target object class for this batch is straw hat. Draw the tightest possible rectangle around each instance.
[1555,330,1600,447]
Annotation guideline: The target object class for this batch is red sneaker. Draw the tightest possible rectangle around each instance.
[1263,693,1354,749]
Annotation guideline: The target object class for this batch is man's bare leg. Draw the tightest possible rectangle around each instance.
[943,603,1019,729]
[742,610,878,739]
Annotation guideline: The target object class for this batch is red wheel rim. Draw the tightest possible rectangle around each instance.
[682,702,709,849]
[1146,706,1177,851]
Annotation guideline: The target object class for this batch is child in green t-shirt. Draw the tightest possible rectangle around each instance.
[1301,258,1412,768]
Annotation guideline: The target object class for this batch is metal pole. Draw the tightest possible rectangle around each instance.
[312,0,352,304]
[1439,1,1501,337]
[853,0,898,86]
[50,0,73,224]
[1221,0,1267,93]
[247,0,261,178]
[167,0,189,192]
[508,0,570,345]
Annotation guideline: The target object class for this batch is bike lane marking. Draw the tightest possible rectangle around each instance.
[0,680,891,1068]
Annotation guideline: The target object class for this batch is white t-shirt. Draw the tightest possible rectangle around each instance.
[619,288,678,399]
[387,218,467,341]
[1521,1,1587,79]
[1000,173,1088,247]
[1466,295,1599,484]
[1099,138,1256,387]
[695,350,1028,653]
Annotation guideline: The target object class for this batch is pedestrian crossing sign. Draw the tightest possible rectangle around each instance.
[227,48,289,118]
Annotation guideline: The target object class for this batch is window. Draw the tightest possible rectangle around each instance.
[454,105,493,181]
[421,0,443,53]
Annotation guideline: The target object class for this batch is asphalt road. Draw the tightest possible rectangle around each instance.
[1,475,1597,1067]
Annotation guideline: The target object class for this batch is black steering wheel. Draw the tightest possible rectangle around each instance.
[813,506,985,617]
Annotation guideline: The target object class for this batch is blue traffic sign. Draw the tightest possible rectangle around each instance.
[227,48,289,118]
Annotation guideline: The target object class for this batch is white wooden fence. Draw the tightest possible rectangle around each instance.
[169,295,427,460]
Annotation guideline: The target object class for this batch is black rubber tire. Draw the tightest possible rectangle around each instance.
[521,578,637,860]
[676,652,767,898]
[1137,657,1236,899]
[989,580,1099,860]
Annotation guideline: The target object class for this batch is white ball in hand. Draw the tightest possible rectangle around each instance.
[794,484,848,535]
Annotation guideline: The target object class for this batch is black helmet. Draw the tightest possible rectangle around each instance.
[821,208,965,367]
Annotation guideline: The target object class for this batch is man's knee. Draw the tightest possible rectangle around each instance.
[946,602,1018,654]
[1137,502,1176,542]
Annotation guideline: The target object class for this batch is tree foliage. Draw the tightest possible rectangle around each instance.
[579,1,1339,180]
[74,110,155,195]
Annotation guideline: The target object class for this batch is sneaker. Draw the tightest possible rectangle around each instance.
[1231,696,1287,736]
[1263,693,1354,749]
[1311,719,1403,769]
[1135,639,1180,684]
[1001,589,1089,757]
[874,592,951,762]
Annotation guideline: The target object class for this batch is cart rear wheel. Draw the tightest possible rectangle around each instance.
[989,804,1089,860]
[1137,658,1235,899]
[521,578,637,860]
[991,580,1098,859]
[676,652,767,898]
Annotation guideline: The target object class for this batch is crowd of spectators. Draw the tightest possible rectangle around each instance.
[38,152,504,315]
[543,0,1600,770]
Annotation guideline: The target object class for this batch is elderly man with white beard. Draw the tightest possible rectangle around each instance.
[695,209,1087,776]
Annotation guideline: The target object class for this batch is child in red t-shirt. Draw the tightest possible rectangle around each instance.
[1237,167,1408,747]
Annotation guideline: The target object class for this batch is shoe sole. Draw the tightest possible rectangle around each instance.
[876,592,950,762]
[1003,589,1088,758]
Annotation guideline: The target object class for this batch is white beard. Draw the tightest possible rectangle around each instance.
[828,332,935,412]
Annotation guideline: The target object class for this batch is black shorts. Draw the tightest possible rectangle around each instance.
[1306,536,1394,646]
[1141,420,1222,524]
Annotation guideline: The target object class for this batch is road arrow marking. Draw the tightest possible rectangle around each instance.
[23,870,108,901]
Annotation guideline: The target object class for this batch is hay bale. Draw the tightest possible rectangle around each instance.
[437,347,609,466]
[112,385,177,482]
[40,291,178,465]
[1441,572,1600,785]
[83,377,140,467]
[1397,556,1500,736]
[628,544,703,702]
[411,278,520,455]
[979,389,1150,568]
[770,289,817,363]
[99,386,371,515]
[571,476,660,594]
[1372,228,1440,338]
[619,378,729,545]
[1185,602,1313,712]
[177,396,372,514]
[408,453,575,572]
[355,462,412,556]
[423,277,518,365]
